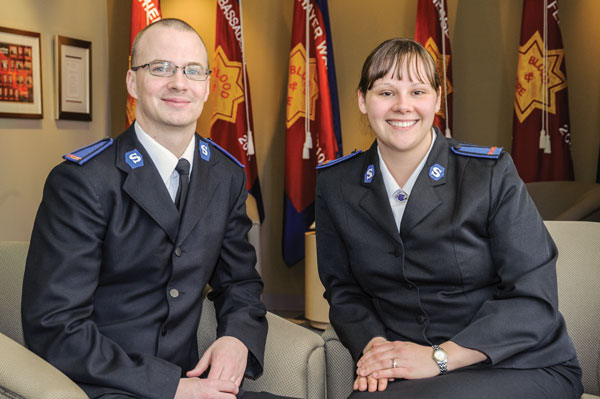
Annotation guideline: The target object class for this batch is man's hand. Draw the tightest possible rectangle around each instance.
[186,336,249,387]
[174,377,238,399]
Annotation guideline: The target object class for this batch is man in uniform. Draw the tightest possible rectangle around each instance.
[22,18,275,399]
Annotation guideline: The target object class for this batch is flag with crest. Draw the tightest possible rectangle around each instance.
[126,0,162,127]
[414,0,453,137]
[210,0,264,222]
[512,0,573,182]
[283,0,342,266]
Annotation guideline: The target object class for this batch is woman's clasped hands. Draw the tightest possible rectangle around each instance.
[354,337,440,392]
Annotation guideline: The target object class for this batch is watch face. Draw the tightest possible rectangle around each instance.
[433,349,448,362]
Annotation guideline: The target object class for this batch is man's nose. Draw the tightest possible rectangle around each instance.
[167,67,187,89]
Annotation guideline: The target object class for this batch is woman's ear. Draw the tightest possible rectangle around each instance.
[358,89,368,114]
[435,86,442,113]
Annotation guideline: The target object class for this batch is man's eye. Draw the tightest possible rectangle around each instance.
[151,64,171,73]
[185,67,201,76]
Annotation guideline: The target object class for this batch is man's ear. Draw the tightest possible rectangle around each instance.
[358,90,368,114]
[202,76,210,103]
[126,69,138,99]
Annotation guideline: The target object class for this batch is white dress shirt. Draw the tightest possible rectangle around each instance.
[134,121,195,202]
[378,128,437,231]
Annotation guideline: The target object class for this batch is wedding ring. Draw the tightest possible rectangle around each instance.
[392,359,397,368]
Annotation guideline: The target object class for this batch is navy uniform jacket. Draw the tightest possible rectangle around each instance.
[316,128,580,373]
[22,126,267,398]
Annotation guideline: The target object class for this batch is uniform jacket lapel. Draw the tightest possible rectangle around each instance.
[358,142,402,244]
[116,126,179,243]
[400,129,448,237]
[176,135,219,244]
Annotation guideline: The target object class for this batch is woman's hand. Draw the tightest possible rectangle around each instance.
[354,374,389,392]
[353,336,393,392]
[356,341,439,380]
[357,340,488,381]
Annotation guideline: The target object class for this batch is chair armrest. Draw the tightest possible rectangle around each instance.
[0,333,87,399]
[322,325,355,399]
[197,298,326,399]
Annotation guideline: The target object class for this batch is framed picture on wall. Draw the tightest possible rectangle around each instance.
[55,35,91,121]
[0,26,43,119]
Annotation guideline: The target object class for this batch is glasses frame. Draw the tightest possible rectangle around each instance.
[131,60,212,81]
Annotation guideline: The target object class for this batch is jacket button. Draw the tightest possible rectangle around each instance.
[161,328,167,336]
[174,247,182,257]
[416,315,428,324]
[405,283,414,290]
[169,288,179,298]
[394,247,402,257]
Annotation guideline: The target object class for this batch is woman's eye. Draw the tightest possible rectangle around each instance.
[379,91,393,97]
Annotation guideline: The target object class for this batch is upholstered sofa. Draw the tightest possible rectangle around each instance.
[322,221,600,399]
[0,241,325,399]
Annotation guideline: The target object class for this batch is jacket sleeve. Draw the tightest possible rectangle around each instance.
[450,154,566,366]
[316,171,388,361]
[21,164,181,399]
[208,170,267,379]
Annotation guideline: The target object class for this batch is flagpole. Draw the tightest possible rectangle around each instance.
[540,0,551,154]
[303,0,313,159]
[238,0,255,156]
[440,0,451,138]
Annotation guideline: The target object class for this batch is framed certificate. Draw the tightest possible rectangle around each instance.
[55,35,91,121]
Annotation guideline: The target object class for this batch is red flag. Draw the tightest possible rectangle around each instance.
[283,0,342,266]
[210,0,264,222]
[415,0,453,137]
[126,0,162,127]
[512,0,573,182]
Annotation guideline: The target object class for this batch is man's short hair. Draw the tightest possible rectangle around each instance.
[130,18,208,67]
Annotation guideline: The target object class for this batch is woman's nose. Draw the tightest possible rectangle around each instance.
[391,93,410,112]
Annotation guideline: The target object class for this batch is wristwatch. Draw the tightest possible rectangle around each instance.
[432,345,448,374]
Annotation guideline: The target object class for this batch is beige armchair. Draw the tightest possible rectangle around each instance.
[526,181,600,221]
[322,221,600,399]
[0,241,325,399]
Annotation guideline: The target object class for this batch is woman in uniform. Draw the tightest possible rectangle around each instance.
[315,38,582,398]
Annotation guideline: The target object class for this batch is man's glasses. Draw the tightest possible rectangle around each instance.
[131,60,212,81]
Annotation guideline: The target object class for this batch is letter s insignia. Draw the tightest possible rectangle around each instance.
[429,163,445,181]
[364,164,375,183]
[125,150,144,169]
[200,143,211,162]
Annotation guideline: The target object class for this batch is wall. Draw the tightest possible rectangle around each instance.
[0,0,110,241]
[2,0,598,311]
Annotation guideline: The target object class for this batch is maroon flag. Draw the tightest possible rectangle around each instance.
[283,0,342,266]
[512,0,573,182]
[415,0,453,137]
[210,0,264,222]
[126,0,161,127]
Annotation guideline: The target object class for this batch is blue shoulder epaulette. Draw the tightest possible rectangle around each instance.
[316,150,362,170]
[204,138,245,168]
[63,138,113,165]
[451,144,503,159]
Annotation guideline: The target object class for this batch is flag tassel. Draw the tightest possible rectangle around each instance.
[247,129,255,155]
[302,130,313,160]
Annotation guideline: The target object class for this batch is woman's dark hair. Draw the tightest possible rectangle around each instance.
[358,38,440,95]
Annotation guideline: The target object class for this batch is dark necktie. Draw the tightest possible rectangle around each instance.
[174,158,190,211]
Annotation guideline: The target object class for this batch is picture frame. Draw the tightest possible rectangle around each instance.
[0,26,43,119]
[55,35,91,121]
